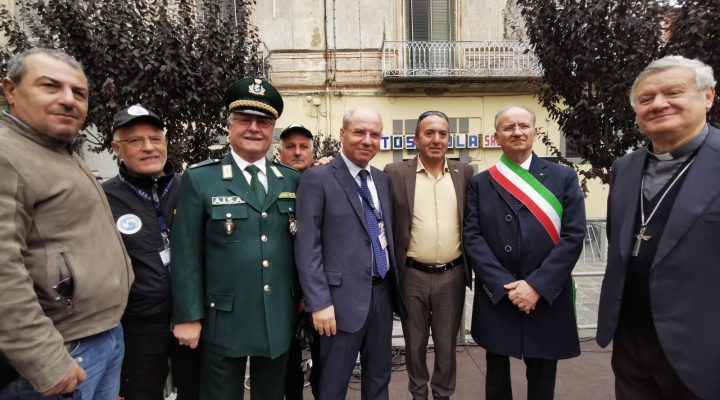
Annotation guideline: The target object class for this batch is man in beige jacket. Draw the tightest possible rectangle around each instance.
[0,48,133,400]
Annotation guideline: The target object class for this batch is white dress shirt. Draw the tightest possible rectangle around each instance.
[231,149,268,193]
[340,152,388,275]
[519,153,533,170]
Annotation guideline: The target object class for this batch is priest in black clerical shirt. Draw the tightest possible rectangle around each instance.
[597,56,720,400]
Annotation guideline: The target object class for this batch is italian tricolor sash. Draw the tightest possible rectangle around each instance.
[488,155,563,244]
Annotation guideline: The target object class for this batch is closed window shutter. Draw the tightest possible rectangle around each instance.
[430,0,449,41]
[408,0,429,41]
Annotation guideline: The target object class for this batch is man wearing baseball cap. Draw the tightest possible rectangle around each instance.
[278,123,321,400]
[171,78,302,400]
[279,124,314,173]
[102,105,200,400]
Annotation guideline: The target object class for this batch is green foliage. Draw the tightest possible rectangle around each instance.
[517,0,666,188]
[0,0,264,168]
[312,133,341,162]
[664,0,720,126]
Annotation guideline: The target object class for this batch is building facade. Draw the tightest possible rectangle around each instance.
[257,0,608,217]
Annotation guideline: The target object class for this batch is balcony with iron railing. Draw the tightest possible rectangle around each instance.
[382,40,542,80]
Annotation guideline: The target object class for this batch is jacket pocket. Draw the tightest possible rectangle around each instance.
[48,251,76,315]
[323,269,342,286]
[204,291,234,349]
[277,199,296,236]
[211,205,249,243]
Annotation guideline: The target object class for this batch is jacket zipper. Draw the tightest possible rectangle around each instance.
[68,149,80,167]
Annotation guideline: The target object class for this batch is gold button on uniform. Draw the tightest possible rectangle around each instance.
[261,235,268,242]
[211,303,215,307]
[226,213,232,218]
[261,212,268,218]
[262,260,269,267]
[264,285,270,292]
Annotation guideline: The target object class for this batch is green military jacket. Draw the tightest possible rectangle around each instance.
[171,154,301,359]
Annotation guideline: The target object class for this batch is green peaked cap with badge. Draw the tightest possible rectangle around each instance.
[222,77,284,119]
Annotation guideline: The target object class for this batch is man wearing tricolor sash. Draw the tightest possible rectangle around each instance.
[463,106,586,400]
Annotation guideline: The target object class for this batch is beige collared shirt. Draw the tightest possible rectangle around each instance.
[406,158,462,264]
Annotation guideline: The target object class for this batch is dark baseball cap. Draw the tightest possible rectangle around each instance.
[112,105,165,133]
[280,124,313,140]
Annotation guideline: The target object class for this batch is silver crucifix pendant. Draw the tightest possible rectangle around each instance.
[631,226,652,257]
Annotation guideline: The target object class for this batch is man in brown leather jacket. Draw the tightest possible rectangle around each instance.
[0,48,133,400]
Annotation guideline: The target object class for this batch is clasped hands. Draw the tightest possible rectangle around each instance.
[504,280,540,314]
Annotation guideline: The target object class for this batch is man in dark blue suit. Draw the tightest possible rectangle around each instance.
[597,56,720,400]
[463,106,586,400]
[294,108,407,400]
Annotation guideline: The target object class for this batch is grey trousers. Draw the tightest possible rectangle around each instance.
[400,264,466,400]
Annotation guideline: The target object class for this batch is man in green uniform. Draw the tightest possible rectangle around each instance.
[171,78,301,400]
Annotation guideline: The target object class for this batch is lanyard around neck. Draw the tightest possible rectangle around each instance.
[118,174,173,243]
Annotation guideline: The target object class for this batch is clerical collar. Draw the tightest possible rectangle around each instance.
[647,124,708,161]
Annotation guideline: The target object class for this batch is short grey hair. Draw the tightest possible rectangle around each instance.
[342,110,354,129]
[6,48,84,84]
[630,56,717,109]
[341,108,383,129]
[494,105,536,131]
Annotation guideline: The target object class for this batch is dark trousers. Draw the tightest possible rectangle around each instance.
[200,349,289,400]
[285,329,321,400]
[612,321,703,400]
[120,331,200,400]
[400,264,466,400]
[485,351,557,400]
[319,279,394,400]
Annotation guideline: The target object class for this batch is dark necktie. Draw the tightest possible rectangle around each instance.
[245,164,266,205]
[359,170,388,278]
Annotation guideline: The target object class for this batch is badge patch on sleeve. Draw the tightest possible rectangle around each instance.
[117,214,142,234]
[212,196,246,205]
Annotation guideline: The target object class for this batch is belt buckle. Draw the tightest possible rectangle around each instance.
[435,264,445,269]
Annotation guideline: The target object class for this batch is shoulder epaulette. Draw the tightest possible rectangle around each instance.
[188,158,221,169]
[272,160,299,173]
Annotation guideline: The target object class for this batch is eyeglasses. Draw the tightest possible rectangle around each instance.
[230,115,275,129]
[500,123,536,133]
[54,253,76,315]
[114,137,166,148]
[418,111,449,123]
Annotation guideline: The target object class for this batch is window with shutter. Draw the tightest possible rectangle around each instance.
[405,0,457,72]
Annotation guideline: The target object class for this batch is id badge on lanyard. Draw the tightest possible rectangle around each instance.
[378,222,388,250]
[159,231,170,266]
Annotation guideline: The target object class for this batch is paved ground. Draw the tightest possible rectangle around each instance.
[296,227,613,399]
[299,340,614,400]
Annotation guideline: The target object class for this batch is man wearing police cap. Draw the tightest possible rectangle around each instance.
[171,78,302,400]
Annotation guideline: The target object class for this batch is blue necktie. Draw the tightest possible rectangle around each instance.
[359,170,388,278]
